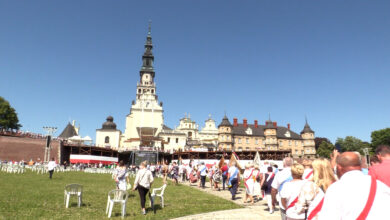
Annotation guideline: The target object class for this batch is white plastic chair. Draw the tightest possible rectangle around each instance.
[106,190,128,218]
[64,184,83,208]
[150,184,167,208]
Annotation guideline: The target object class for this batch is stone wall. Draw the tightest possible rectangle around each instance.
[0,135,60,162]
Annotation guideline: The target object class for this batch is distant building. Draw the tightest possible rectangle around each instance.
[198,116,219,146]
[158,114,219,152]
[218,116,316,158]
[93,24,316,158]
[96,116,121,149]
[158,125,187,153]
[176,114,199,140]
[58,120,79,140]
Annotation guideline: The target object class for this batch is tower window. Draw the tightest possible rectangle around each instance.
[151,89,154,94]
[176,138,179,143]
[168,138,170,143]
[105,136,110,144]
[138,89,141,93]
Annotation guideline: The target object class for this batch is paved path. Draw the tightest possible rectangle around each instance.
[171,181,281,220]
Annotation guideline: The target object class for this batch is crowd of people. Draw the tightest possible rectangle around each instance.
[268,145,390,220]
[11,143,388,218]
[119,144,390,219]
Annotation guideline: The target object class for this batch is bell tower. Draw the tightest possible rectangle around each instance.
[121,22,164,150]
[137,21,157,103]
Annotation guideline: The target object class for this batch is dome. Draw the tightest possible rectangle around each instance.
[102,116,117,130]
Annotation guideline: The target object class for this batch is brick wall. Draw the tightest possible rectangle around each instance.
[0,135,60,162]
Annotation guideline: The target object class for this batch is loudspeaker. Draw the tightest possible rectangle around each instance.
[46,135,51,148]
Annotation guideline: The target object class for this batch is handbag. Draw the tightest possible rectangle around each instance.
[126,183,131,190]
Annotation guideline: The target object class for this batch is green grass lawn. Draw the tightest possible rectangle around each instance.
[0,171,241,220]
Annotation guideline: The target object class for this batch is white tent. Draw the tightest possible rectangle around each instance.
[69,135,83,141]
[82,136,92,142]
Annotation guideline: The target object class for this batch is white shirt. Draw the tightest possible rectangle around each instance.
[228,166,239,179]
[179,165,184,174]
[134,168,154,189]
[199,165,207,176]
[48,161,56,171]
[320,170,390,220]
[271,167,292,209]
[260,164,269,173]
[280,180,306,219]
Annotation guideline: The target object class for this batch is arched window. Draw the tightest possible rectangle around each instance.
[138,89,141,93]
[105,136,110,144]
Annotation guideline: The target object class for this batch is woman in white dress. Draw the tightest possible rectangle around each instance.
[243,163,255,204]
[252,164,262,200]
[114,160,129,191]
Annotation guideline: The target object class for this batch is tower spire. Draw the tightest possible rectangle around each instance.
[140,21,155,78]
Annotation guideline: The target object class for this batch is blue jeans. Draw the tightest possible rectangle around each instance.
[222,174,227,190]
[229,178,238,199]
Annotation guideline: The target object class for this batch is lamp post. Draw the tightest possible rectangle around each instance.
[43,126,57,162]
[363,147,370,167]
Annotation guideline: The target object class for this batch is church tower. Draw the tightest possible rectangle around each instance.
[121,23,164,150]
[301,118,316,158]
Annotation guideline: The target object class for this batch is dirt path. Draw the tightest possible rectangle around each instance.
[171,180,281,220]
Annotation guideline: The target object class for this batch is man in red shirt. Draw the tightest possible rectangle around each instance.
[221,162,229,190]
[369,145,390,187]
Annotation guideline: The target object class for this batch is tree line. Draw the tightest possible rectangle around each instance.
[315,128,390,158]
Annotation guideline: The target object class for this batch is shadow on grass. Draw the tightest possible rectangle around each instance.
[67,202,90,208]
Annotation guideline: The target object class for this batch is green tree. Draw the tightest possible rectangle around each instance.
[371,128,390,151]
[0,97,21,130]
[315,137,332,150]
[317,141,334,158]
[335,136,370,154]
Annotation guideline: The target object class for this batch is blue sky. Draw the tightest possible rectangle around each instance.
[1,1,389,143]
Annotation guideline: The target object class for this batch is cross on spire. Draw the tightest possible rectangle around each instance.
[148,20,152,36]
